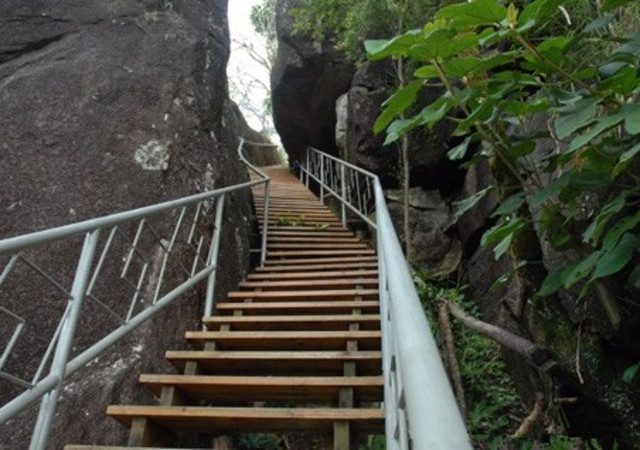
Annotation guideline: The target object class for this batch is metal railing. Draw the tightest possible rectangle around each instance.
[0,139,273,450]
[300,147,472,450]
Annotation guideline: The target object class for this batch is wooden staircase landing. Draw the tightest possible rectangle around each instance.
[66,166,383,450]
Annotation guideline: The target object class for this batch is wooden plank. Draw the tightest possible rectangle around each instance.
[256,262,378,273]
[202,314,381,331]
[107,406,385,434]
[247,270,378,280]
[140,374,383,403]
[215,300,379,315]
[185,330,381,351]
[262,256,377,266]
[166,350,382,376]
[267,243,370,251]
[237,279,378,291]
[227,289,379,301]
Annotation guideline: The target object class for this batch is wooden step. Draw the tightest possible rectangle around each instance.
[262,256,378,266]
[267,250,376,258]
[267,236,362,243]
[238,279,377,291]
[202,314,381,331]
[267,243,370,251]
[267,230,354,238]
[227,288,379,301]
[256,262,379,273]
[247,269,378,281]
[107,405,385,434]
[215,300,379,315]
[185,330,381,351]
[140,374,383,404]
[166,350,382,376]
[268,225,347,232]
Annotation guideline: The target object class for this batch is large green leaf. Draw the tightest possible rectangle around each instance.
[601,211,640,251]
[519,0,564,27]
[622,103,640,135]
[554,97,599,139]
[592,233,638,280]
[613,143,640,177]
[538,267,564,296]
[567,112,624,152]
[448,136,472,160]
[364,30,421,60]
[481,217,527,260]
[453,186,493,221]
[583,193,627,245]
[408,30,479,61]
[373,81,424,134]
[492,192,526,218]
[436,0,507,29]
[561,252,601,289]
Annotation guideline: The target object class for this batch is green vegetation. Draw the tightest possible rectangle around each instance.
[367,0,640,321]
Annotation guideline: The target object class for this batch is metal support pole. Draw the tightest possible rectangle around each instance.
[261,180,270,266]
[305,149,310,189]
[319,156,324,204]
[29,230,100,450]
[340,164,347,227]
[204,194,225,324]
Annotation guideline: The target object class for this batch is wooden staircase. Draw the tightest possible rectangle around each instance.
[66,166,384,449]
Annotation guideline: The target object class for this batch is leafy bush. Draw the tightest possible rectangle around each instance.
[367,0,640,318]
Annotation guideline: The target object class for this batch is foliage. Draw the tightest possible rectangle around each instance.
[367,0,640,303]
[250,0,278,65]
[234,433,282,450]
[417,278,523,446]
[289,0,440,62]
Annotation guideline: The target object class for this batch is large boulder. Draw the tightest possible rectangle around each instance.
[339,61,464,191]
[270,0,355,165]
[0,1,256,447]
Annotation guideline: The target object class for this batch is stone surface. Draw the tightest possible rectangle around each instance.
[0,1,256,447]
[386,187,461,278]
[270,0,355,165]
[340,60,464,191]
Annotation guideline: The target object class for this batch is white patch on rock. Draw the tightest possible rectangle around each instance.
[203,163,216,191]
[134,140,171,171]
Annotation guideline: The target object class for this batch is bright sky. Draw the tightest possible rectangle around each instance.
[227,0,273,135]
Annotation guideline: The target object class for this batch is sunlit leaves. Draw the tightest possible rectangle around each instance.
[554,97,600,139]
[435,0,507,29]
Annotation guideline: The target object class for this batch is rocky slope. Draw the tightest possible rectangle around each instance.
[0,1,264,447]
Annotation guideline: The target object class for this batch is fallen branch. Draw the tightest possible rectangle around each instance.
[445,301,553,369]
[438,302,467,420]
[512,391,545,439]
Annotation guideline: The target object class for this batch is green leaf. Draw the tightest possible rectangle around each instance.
[492,192,526,217]
[414,64,438,79]
[623,362,640,383]
[519,0,564,26]
[584,15,616,33]
[567,112,624,152]
[554,97,599,139]
[453,186,493,221]
[602,0,635,12]
[436,0,507,29]
[538,267,563,297]
[622,103,640,135]
[408,30,480,61]
[481,217,527,260]
[613,143,640,177]
[531,174,570,207]
[601,212,640,251]
[562,252,601,289]
[448,136,472,160]
[592,232,637,280]
[583,193,627,245]
[628,264,640,288]
[374,81,424,134]
[365,30,421,61]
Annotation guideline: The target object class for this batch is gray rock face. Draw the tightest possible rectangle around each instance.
[0,1,256,447]
[270,0,355,165]
[339,61,464,190]
[386,188,461,278]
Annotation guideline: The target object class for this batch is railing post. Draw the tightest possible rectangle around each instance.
[319,156,324,205]
[29,230,100,450]
[340,164,347,227]
[203,195,225,325]
[305,149,310,189]
[261,179,270,266]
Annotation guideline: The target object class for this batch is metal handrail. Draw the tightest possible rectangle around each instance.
[0,139,274,449]
[299,147,472,450]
